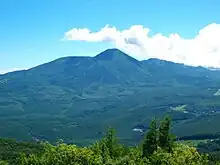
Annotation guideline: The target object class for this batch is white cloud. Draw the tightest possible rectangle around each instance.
[63,23,220,68]
[0,68,28,74]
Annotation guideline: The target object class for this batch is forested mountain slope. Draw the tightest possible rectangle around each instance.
[1,48,220,144]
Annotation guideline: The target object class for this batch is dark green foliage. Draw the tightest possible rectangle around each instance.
[0,117,213,164]
[158,116,175,152]
[142,116,175,158]
[197,139,220,164]
[103,127,117,157]
[0,138,44,164]
[142,118,158,157]
[102,127,121,158]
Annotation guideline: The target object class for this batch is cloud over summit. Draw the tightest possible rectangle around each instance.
[64,23,220,68]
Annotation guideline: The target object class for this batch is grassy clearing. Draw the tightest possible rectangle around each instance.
[171,105,187,112]
[214,89,220,96]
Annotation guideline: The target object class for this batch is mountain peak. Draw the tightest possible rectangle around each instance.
[95,48,126,60]
[94,48,140,65]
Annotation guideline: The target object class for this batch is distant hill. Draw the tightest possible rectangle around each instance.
[1,48,220,145]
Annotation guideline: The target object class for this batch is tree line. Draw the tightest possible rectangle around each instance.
[0,116,218,165]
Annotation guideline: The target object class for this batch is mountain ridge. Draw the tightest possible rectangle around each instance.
[1,48,220,144]
[1,48,212,76]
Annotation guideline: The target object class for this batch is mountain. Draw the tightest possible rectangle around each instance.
[207,66,220,71]
[1,48,220,145]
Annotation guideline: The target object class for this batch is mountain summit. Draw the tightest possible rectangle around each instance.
[95,48,126,60]
[94,48,139,64]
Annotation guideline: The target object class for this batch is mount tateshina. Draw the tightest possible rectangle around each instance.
[1,48,220,145]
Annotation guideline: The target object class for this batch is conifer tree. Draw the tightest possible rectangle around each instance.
[103,127,118,158]
[158,115,175,152]
[142,118,158,157]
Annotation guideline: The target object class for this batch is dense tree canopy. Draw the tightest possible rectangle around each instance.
[0,116,218,165]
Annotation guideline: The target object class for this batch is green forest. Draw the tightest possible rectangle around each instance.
[2,49,220,147]
[1,116,220,165]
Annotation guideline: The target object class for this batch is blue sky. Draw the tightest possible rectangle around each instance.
[1,0,220,73]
